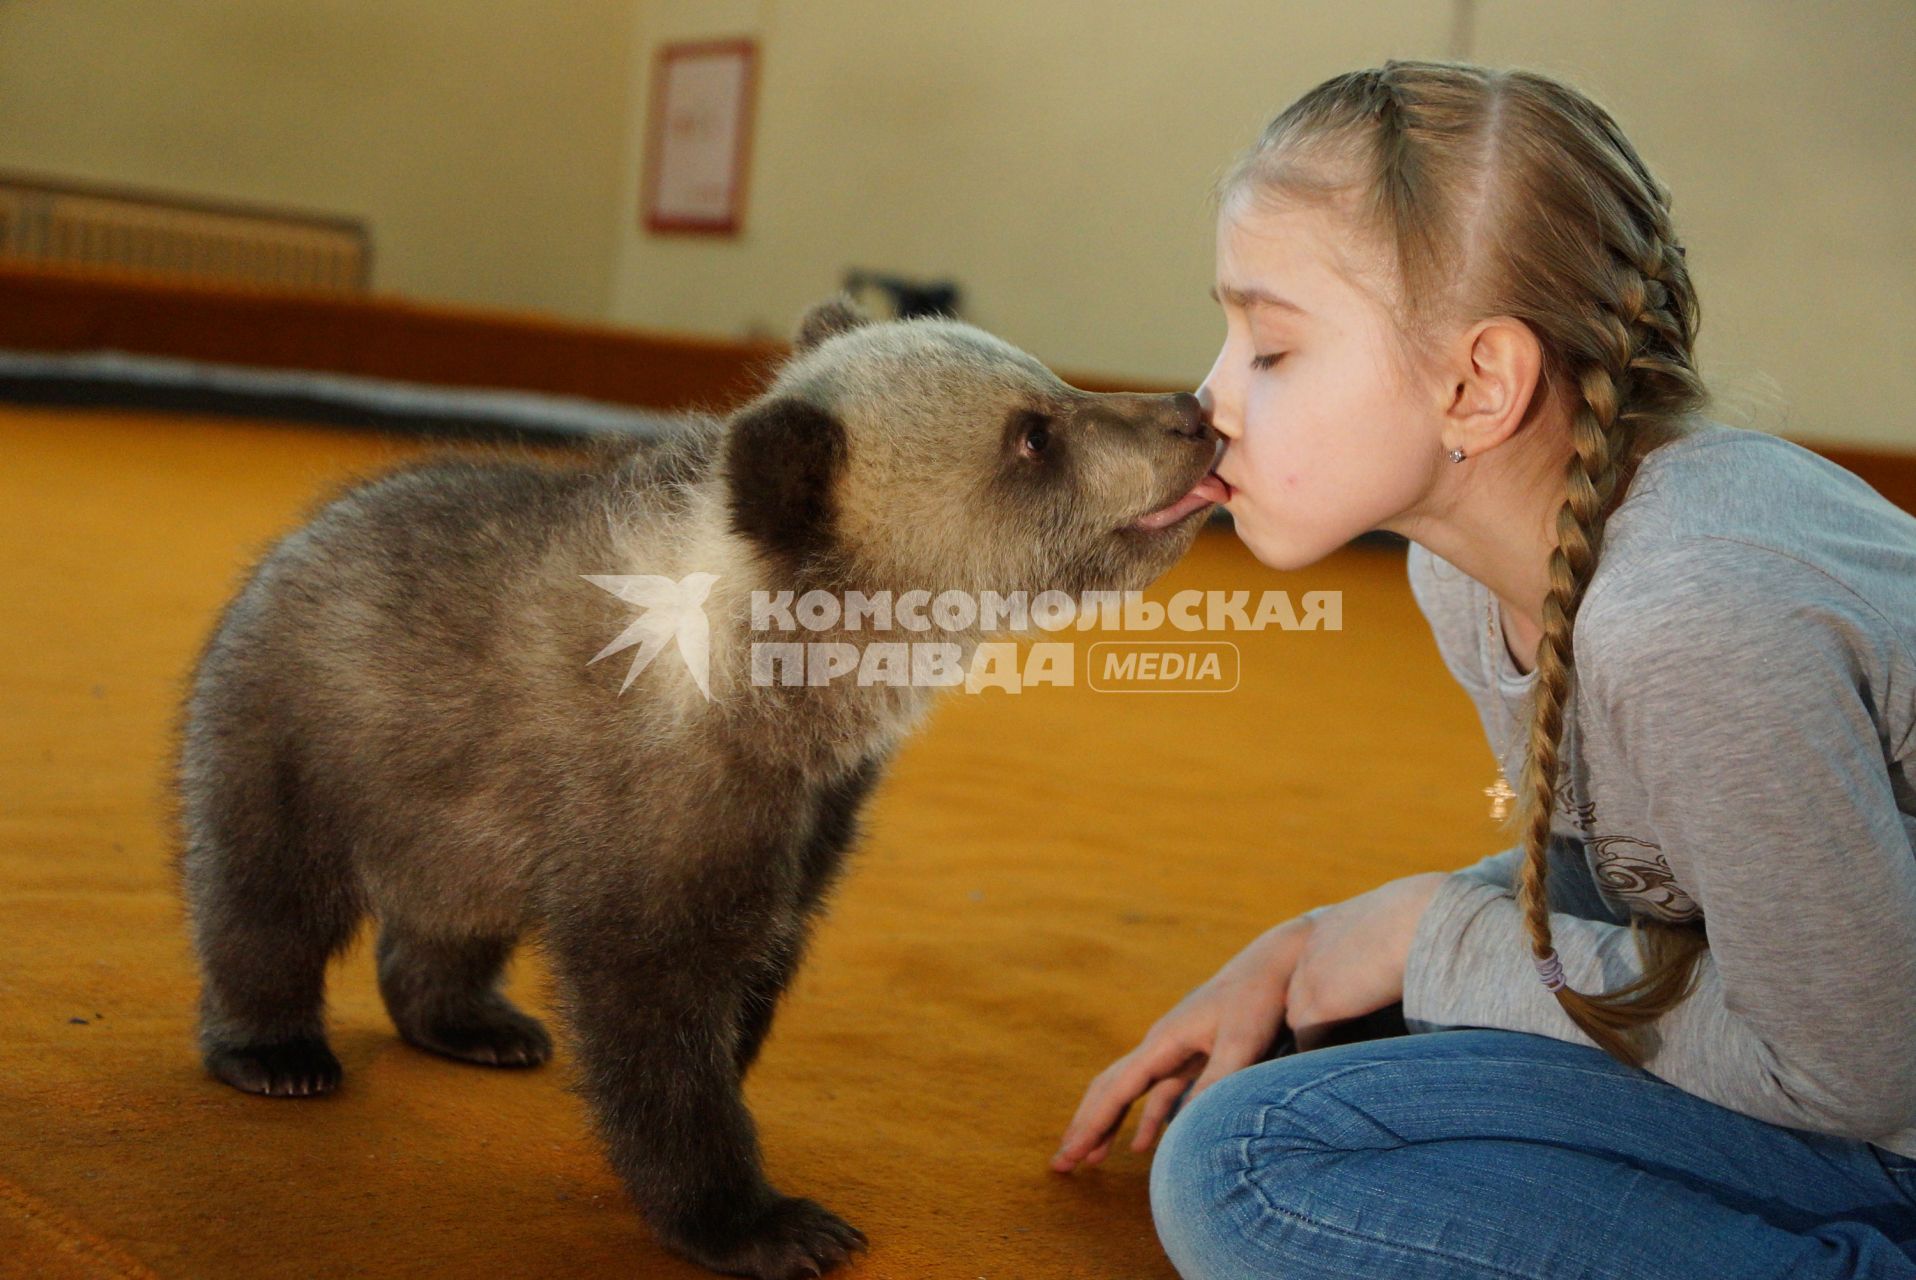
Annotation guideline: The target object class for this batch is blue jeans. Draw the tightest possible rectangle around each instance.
[1150,1027,1916,1279]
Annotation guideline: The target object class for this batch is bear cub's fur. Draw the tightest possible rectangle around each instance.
[175,298,1223,1278]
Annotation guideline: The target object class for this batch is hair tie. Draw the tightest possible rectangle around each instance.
[1533,948,1566,991]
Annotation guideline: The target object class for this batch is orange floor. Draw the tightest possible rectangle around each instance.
[0,406,1503,1279]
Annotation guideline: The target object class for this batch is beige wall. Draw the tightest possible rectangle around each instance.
[1,3,1909,448]
[611,0,1455,378]
[613,0,1915,450]
[0,0,635,318]
[1469,2,1916,449]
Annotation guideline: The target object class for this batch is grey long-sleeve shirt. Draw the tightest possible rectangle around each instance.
[1395,418,1916,1158]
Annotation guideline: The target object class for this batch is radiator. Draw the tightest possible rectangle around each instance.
[0,172,370,293]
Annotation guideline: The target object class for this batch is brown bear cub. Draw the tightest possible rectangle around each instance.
[174,297,1225,1278]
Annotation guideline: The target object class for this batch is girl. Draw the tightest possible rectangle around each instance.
[1053,61,1916,1278]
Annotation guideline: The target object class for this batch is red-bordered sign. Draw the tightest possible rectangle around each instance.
[640,38,759,236]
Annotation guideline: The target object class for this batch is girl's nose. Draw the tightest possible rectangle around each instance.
[1195,382,1239,441]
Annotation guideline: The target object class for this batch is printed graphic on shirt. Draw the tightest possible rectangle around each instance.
[1587,835,1703,923]
[1555,768,1598,838]
[1558,745,1704,924]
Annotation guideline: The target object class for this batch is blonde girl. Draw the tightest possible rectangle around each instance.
[1054,60,1916,1279]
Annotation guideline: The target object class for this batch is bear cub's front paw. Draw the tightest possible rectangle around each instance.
[205,1037,343,1097]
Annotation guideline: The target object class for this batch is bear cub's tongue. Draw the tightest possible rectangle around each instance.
[1134,471,1232,531]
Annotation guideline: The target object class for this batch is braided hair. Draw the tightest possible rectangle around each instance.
[1221,60,1712,1068]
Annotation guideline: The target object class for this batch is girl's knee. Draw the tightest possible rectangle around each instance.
[1151,1059,1276,1201]
[1148,1058,1332,1277]
[1149,1077,1241,1277]
[1148,1031,1674,1276]
[1151,1049,1474,1277]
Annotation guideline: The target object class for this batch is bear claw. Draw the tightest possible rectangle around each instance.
[206,1037,343,1097]
[671,1195,868,1280]
[400,1005,553,1068]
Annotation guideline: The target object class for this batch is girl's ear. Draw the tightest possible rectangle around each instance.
[1442,316,1546,456]
[723,396,847,562]
[795,294,873,352]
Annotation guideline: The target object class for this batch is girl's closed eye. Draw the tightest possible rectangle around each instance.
[1250,352,1286,371]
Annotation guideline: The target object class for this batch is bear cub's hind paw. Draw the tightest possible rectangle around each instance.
[206,1037,343,1097]
[674,1195,868,1280]
[397,1000,553,1069]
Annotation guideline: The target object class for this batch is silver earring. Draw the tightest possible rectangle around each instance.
[1448,447,1467,464]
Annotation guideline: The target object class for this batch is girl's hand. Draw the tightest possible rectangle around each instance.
[1050,871,1449,1172]
[1051,916,1311,1173]
[1284,871,1447,1052]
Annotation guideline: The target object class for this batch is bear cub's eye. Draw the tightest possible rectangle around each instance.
[1015,411,1052,460]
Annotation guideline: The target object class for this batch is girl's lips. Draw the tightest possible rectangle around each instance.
[1132,471,1233,530]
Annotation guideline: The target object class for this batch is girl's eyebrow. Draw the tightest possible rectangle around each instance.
[1209,283,1308,316]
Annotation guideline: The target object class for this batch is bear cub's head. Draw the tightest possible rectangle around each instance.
[723,296,1225,600]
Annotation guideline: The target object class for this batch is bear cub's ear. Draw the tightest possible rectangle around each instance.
[794,294,872,352]
[724,396,848,563]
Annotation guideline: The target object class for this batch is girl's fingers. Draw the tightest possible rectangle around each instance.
[1129,1074,1193,1152]
[1183,1029,1262,1102]
[1055,1047,1205,1171]
[1053,1086,1135,1170]
[1055,1041,1191,1166]
[1053,1077,1129,1169]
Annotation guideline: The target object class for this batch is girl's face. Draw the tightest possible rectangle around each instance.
[1198,197,1445,570]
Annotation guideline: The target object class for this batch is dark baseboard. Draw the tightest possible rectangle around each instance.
[3,263,1909,516]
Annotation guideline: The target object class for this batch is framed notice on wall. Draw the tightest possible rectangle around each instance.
[640,38,759,236]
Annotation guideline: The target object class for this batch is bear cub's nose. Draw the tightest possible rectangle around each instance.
[1167,391,1216,441]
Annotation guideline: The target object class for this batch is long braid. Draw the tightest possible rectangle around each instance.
[1515,224,1712,1068]
[1513,327,1647,1064]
